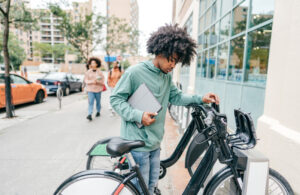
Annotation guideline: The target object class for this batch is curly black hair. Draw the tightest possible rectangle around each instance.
[86,57,101,69]
[147,24,197,66]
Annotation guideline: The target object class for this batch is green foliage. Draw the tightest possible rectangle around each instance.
[33,42,70,63]
[0,33,25,70]
[105,16,139,57]
[120,59,131,70]
[49,3,105,63]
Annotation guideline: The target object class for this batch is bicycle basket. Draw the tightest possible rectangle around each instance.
[229,109,257,150]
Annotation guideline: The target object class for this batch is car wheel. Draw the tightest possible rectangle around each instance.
[35,90,44,104]
[64,87,70,96]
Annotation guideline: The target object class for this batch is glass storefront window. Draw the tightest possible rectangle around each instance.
[199,16,205,33]
[207,0,213,8]
[204,29,210,49]
[232,0,249,35]
[250,0,274,27]
[198,34,204,50]
[228,35,245,81]
[210,22,219,46]
[220,13,231,41]
[245,23,272,84]
[212,0,221,22]
[205,8,212,26]
[201,50,208,77]
[221,0,232,16]
[208,47,217,78]
[217,42,229,80]
[197,53,202,76]
[200,0,206,15]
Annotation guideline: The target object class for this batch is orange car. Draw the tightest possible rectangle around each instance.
[0,72,47,108]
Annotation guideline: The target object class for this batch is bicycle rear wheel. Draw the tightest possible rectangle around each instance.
[204,168,294,195]
[55,170,138,195]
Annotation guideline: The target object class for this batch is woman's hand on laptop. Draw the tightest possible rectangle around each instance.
[142,112,157,126]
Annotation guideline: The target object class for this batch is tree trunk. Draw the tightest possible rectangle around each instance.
[3,0,13,118]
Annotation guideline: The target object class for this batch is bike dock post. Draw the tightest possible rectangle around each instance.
[234,148,269,195]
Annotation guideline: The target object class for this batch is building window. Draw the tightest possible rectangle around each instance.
[228,35,245,81]
[220,13,231,41]
[201,50,208,77]
[185,13,193,36]
[250,0,274,27]
[208,47,217,78]
[199,15,205,33]
[221,0,233,16]
[200,0,206,14]
[210,22,219,46]
[205,8,212,27]
[245,23,272,84]
[203,29,210,49]
[211,0,221,22]
[217,42,229,80]
[232,0,249,35]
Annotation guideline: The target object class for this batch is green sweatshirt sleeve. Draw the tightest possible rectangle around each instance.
[110,71,144,123]
[169,80,203,106]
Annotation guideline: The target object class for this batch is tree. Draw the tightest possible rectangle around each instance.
[49,3,105,63]
[104,16,139,68]
[0,0,37,118]
[33,42,69,63]
[0,33,26,70]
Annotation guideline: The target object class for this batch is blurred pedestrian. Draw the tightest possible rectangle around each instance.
[84,57,105,121]
[107,61,123,116]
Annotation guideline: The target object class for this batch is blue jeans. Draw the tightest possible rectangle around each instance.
[130,148,160,195]
[88,92,101,115]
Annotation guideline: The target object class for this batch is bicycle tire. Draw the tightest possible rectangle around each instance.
[203,168,294,195]
[54,170,139,195]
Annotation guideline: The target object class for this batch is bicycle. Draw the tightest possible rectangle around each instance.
[86,103,220,177]
[54,104,294,195]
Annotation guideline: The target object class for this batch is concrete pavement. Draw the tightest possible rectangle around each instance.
[0,90,176,194]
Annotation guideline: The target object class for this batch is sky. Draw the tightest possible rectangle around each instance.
[28,0,173,56]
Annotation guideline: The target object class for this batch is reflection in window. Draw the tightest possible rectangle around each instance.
[196,54,202,76]
[250,0,274,27]
[199,16,205,33]
[185,13,193,36]
[210,22,219,46]
[204,29,210,49]
[217,42,229,80]
[207,0,213,7]
[228,35,245,81]
[201,50,208,77]
[208,47,217,78]
[221,0,232,16]
[198,34,204,50]
[211,0,221,22]
[205,8,212,27]
[220,13,230,41]
[245,24,272,84]
[200,0,206,15]
[232,0,249,35]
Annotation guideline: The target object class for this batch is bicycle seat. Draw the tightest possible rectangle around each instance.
[106,137,145,157]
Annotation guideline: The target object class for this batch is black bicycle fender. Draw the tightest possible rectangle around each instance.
[185,133,209,168]
[86,137,118,155]
[203,166,231,194]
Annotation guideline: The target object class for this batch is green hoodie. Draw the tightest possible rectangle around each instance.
[110,60,203,152]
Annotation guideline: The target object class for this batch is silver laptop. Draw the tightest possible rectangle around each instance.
[128,83,162,128]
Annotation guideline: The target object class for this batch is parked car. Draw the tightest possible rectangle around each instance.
[0,72,47,109]
[39,63,58,73]
[37,72,82,96]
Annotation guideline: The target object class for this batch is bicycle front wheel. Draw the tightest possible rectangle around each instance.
[204,168,294,195]
[55,170,138,195]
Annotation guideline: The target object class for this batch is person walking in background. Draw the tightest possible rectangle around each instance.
[84,57,105,121]
[107,61,123,116]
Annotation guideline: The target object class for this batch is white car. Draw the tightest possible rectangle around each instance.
[39,63,59,73]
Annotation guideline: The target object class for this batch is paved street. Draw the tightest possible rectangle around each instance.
[0,90,174,195]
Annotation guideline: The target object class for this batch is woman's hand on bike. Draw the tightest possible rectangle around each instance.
[202,93,220,104]
[142,112,157,126]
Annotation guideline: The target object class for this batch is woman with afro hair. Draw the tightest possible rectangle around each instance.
[110,24,219,194]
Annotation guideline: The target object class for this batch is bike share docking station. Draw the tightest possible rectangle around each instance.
[234,148,269,195]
